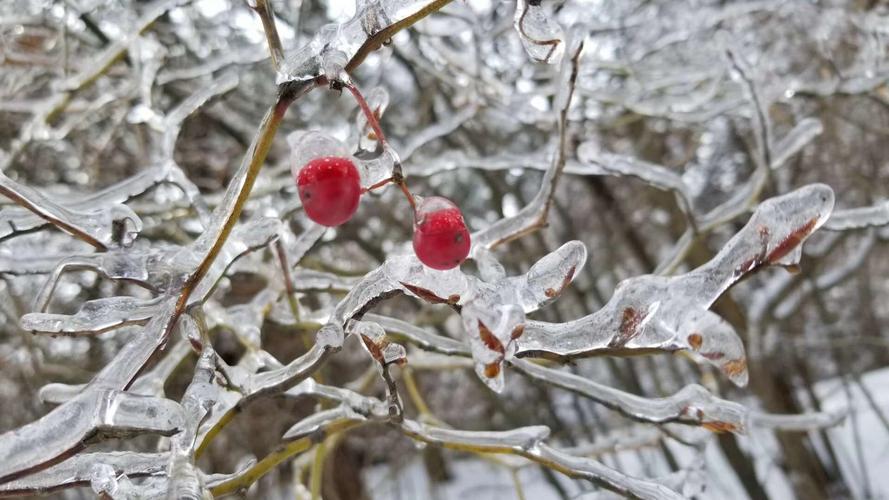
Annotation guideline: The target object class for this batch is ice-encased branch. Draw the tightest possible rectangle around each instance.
[770,118,823,170]
[276,0,455,83]
[37,340,193,406]
[26,215,280,325]
[21,296,162,336]
[725,45,773,174]
[0,293,183,485]
[0,161,194,245]
[824,200,889,231]
[575,144,696,224]
[0,383,184,484]
[513,359,844,433]
[165,326,217,499]
[374,313,844,435]
[471,27,584,251]
[513,0,565,64]
[0,452,167,497]
[314,240,585,391]
[514,184,835,386]
[773,232,875,321]
[0,169,142,250]
[401,420,683,500]
[212,379,684,500]
[247,0,286,71]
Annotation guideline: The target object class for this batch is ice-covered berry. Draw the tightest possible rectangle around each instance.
[412,196,471,270]
[296,156,361,227]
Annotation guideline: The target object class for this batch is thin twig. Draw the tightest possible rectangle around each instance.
[275,239,302,323]
[249,0,286,71]
[472,32,584,250]
[344,0,455,74]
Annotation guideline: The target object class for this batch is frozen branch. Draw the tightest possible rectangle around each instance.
[472,27,585,250]
[0,384,184,483]
[0,3,881,497]
[276,0,455,83]
[375,313,844,435]
[516,185,835,385]
[770,118,823,170]
[21,296,162,336]
[824,201,889,231]
[0,161,202,244]
[0,170,142,250]
[513,358,844,433]
[213,379,685,499]
[513,0,565,64]
[247,0,286,72]
[0,452,167,497]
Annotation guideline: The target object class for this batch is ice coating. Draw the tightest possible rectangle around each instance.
[412,197,471,271]
[352,320,407,370]
[770,117,823,169]
[0,0,872,497]
[164,338,218,499]
[0,452,167,496]
[824,200,889,231]
[513,0,565,64]
[276,0,447,83]
[0,169,143,250]
[288,131,352,179]
[288,129,398,189]
[21,296,163,336]
[355,86,390,151]
[379,314,845,435]
[577,145,694,203]
[89,463,118,496]
[516,184,836,386]
[319,240,586,391]
[0,160,201,238]
[0,387,184,484]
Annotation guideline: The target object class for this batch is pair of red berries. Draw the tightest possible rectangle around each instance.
[295,156,470,270]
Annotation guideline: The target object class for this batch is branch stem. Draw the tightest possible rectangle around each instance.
[250,0,286,71]
[344,0,454,73]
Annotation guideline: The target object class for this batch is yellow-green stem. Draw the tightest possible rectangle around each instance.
[209,420,362,496]
[403,367,432,417]
[176,94,294,314]
[511,469,527,500]
[309,441,326,500]
[195,408,237,459]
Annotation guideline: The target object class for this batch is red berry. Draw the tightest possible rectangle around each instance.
[412,197,471,270]
[296,156,361,227]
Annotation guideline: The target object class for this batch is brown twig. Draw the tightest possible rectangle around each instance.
[344,0,455,74]
[249,0,286,71]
